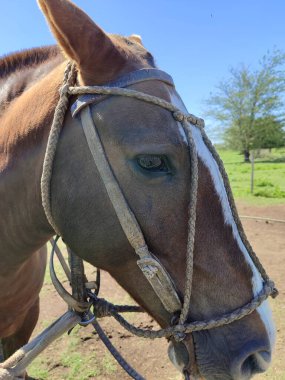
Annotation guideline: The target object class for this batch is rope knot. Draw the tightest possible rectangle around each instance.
[271,287,279,298]
[267,280,279,298]
[172,325,187,342]
[60,84,70,97]
[0,366,25,380]
[0,368,14,380]
[173,111,185,122]
[93,298,113,318]
[186,114,205,128]
[173,331,186,342]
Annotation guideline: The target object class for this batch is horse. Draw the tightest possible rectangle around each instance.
[0,0,276,378]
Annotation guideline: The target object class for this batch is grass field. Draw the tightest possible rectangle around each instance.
[217,148,285,204]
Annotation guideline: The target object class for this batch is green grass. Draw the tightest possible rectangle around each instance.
[101,354,117,375]
[28,325,118,380]
[28,358,50,380]
[217,147,285,204]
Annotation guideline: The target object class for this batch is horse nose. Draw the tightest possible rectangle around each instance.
[231,349,271,378]
[168,341,190,372]
[169,324,273,380]
[193,326,272,379]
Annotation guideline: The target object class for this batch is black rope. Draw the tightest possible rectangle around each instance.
[51,239,151,380]
[95,268,101,295]
[0,339,4,363]
[184,370,191,380]
[92,319,145,380]
[88,291,144,317]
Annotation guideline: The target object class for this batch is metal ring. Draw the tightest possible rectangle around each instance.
[79,312,96,326]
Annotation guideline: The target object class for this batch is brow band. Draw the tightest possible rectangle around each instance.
[71,68,175,117]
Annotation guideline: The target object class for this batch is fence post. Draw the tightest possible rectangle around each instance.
[250,151,255,194]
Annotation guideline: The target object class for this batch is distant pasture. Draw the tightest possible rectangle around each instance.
[218,148,285,204]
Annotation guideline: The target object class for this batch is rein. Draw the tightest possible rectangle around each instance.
[0,63,277,380]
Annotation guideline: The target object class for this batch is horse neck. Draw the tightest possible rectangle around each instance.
[0,63,65,270]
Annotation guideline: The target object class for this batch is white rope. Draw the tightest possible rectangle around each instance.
[240,215,285,224]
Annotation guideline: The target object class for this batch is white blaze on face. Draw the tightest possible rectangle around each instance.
[168,88,276,348]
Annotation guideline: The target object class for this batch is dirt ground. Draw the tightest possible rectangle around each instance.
[30,203,285,380]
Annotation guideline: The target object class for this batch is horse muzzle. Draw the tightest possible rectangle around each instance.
[168,320,272,380]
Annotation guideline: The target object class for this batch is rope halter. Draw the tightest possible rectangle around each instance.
[41,62,277,343]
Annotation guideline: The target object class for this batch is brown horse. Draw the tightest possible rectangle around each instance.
[0,0,275,379]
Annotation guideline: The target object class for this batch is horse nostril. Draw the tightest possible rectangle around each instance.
[238,350,271,378]
[168,341,190,372]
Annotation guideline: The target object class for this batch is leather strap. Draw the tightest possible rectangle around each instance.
[80,106,181,313]
[71,68,175,117]
[49,238,90,313]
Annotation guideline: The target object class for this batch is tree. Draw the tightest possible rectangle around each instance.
[252,116,285,150]
[206,49,285,161]
[223,115,285,152]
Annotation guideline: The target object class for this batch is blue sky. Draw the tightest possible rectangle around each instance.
[1,0,285,134]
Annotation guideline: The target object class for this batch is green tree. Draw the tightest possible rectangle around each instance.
[206,49,285,161]
[252,116,285,149]
[224,116,285,153]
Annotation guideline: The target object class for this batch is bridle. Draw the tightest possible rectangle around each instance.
[40,62,277,376]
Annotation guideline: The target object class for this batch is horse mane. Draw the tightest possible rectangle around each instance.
[0,40,154,114]
[0,45,60,79]
[0,46,63,114]
[0,39,154,81]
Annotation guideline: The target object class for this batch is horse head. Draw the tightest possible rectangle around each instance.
[38,0,276,378]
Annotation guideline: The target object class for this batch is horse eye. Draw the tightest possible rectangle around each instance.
[137,155,169,172]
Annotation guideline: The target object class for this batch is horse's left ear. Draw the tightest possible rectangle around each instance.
[37,0,128,83]
[129,34,144,46]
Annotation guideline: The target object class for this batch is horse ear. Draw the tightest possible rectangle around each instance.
[129,34,144,46]
[37,0,127,83]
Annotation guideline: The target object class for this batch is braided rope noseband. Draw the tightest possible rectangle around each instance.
[41,62,277,342]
